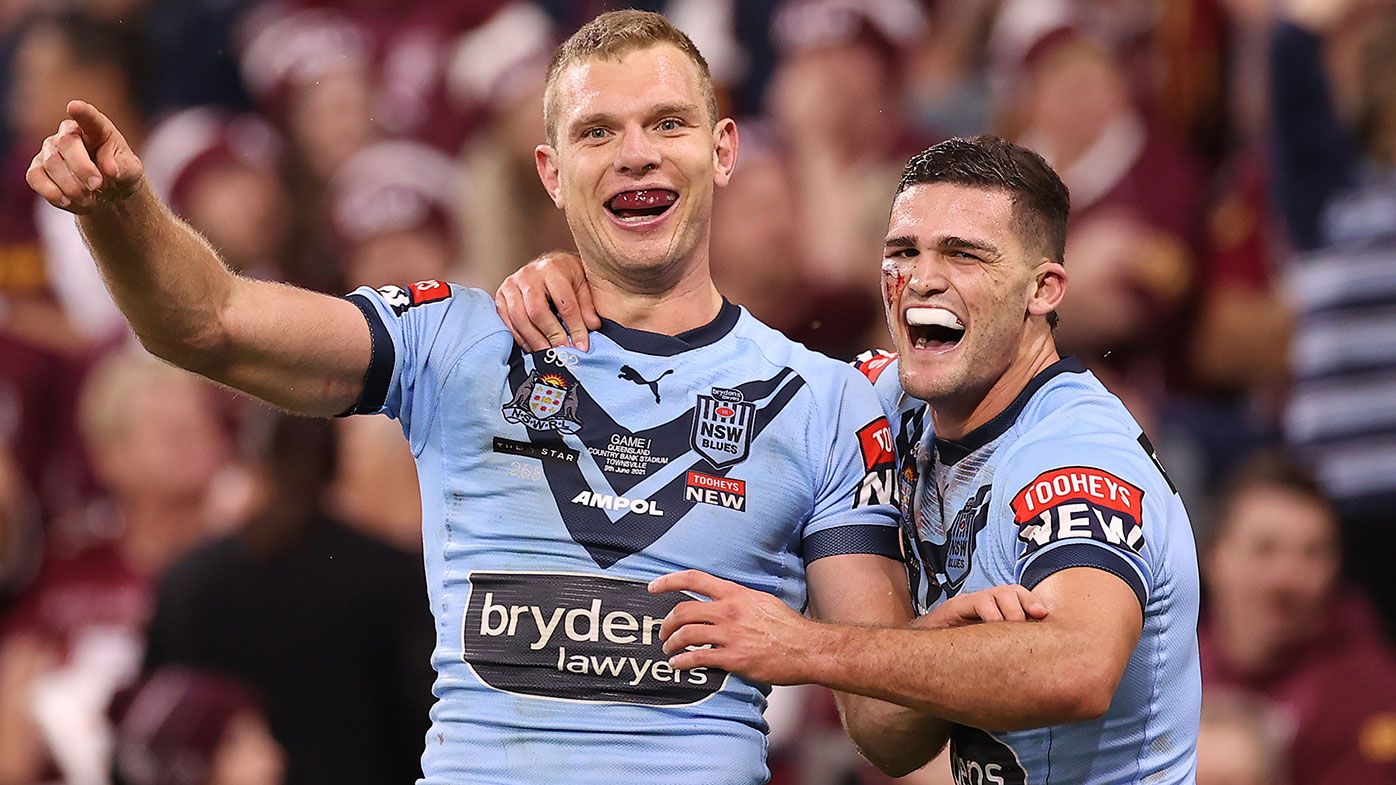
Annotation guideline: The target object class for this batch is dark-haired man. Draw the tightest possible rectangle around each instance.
[500,135,1202,783]
[25,9,1037,785]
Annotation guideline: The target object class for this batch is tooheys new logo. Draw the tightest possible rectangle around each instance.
[1010,466,1146,556]
[462,572,725,705]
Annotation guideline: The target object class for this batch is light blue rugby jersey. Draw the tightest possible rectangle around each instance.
[344,281,902,785]
[855,352,1202,785]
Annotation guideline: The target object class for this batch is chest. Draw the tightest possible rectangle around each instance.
[434,347,818,573]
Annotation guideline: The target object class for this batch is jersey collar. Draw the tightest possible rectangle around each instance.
[595,298,741,356]
[935,356,1088,466]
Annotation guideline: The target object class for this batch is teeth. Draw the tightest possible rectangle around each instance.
[914,337,927,349]
[906,307,964,329]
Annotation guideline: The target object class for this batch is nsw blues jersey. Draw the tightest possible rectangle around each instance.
[856,352,1201,785]
[345,281,902,785]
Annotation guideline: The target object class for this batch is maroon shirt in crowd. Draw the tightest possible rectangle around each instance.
[1200,589,1396,785]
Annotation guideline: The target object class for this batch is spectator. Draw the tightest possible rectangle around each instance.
[143,414,434,785]
[1269,0,1396,633]
[112,667,285,785]
[1195,692,1289,785]
[767,0,931,326]
[0,349,228,785]
[1200,454,1396,785]
[453,1,573,286]
[142,109,291,283]
[996,13,1206,391]
[4,11,145,348]
[329,140,463,289]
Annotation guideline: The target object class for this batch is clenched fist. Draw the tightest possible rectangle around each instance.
[27,100,143,214]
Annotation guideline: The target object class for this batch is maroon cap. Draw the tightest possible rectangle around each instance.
[143,108,282,215]
[771,0,926,57]
[329,140,459,248]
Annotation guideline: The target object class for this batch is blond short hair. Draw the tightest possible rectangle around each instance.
[543,10,718,146]
[78,348,208,448]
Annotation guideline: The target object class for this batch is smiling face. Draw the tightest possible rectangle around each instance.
[536,44,737,290]
[883,182,1065,409]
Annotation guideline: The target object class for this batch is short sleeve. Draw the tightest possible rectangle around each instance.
[801,365,902,565]
[342,281,502,444]
[1001,437,1161,610]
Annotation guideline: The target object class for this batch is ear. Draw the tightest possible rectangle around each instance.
[712,118,739,189]
[1027,259,1067,320]
[535,144,564,208]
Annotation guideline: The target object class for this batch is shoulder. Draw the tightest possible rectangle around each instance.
[996,373,1170,524]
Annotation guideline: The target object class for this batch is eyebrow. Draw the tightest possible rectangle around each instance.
[935,235,999,255]
[884,235,918,249]
[569,102,703,135]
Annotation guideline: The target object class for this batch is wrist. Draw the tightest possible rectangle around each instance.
[794,619,849,687]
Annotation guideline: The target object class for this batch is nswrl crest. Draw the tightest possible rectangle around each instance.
[691,387,755,468]
[503,371,582,434]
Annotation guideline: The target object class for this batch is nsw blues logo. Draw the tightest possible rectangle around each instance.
[691,387,755,468]
[503,371,582,433]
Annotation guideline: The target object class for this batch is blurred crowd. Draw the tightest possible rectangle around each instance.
[0,0,1394,783]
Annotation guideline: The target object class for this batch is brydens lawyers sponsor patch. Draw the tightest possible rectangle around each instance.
[685,471,746,511]
[462,571,724,705]
[1011,467,1146,555]
[855,417,896,508]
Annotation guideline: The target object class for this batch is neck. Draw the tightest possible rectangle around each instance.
[931,334,1060,441]
[118,493,206,575]
[584,241,724,335]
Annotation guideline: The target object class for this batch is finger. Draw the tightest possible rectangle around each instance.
[659,599,719,642]
[541,266,591,352]
[499,286,552,352]
[575,275,602,330]
[493,291,527,349]
[974,595,1004,623]
[669,646,722,672]
[517,281,570,349]
[40,139,91,206]
[994,590,1027,622]
[27,157,71,208]
[54,121,103,190]
[648,570,740,600]
[1014,585,1049,619]
[662,623,724,656]
[67,100,116,148]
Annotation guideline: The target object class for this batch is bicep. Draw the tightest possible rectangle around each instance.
[1032,566,1143,676]
[807,553,914,627]
[211,279,372,416]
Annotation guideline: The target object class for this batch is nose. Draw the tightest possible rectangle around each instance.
[614,125,661,176]
[904,252,951,299]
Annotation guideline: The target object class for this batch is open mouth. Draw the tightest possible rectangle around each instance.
[606,189,678,223]
[905,307,966,350]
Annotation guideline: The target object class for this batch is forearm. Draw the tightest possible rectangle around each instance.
[77,182,368,415]
[836,692,950,777]
[804,620,1113,731]
[76,181,237,364]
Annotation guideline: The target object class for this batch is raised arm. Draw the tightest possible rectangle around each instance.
[27,101,369,416]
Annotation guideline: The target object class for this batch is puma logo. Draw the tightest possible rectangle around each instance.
[618,365,674,404]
